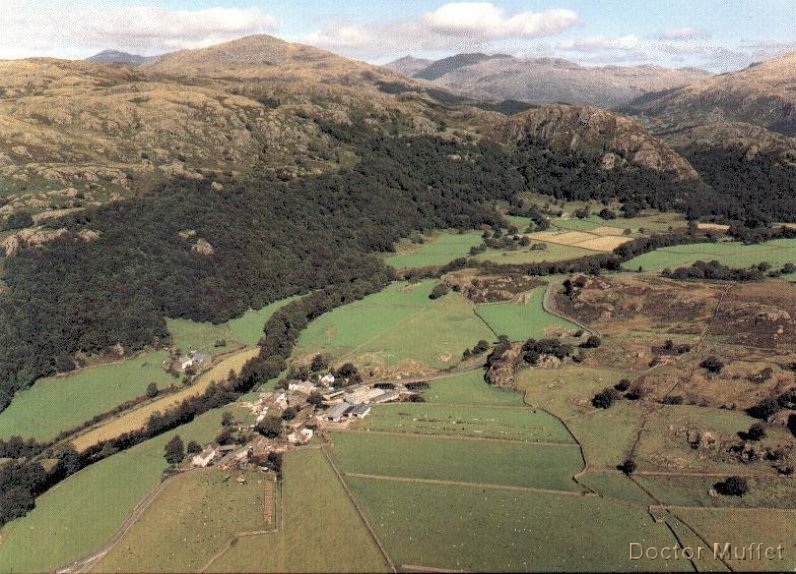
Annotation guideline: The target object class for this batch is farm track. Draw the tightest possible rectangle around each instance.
[343,472,594,497]
[334,428,579,447]
[542,281,600,337]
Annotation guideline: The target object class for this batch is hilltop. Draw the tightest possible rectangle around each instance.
[385,53,711,109]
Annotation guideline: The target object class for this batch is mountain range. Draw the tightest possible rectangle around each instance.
[0,34,794,234]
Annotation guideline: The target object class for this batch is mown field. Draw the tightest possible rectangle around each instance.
[421,370,523,406]
[0,350,175,441]
[384,231,482,269]
[293,280,493,372]
[624,239,796,273]
[0,406,241,574]
[475,287,576,341]
[346,477,685,572]
[352,403,575,443]
[207,448,388,573]
[71,347,260,451]
[92,470,269,572]
[331,432,584,492]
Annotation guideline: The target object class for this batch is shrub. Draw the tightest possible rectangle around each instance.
[700,356,724,374]
[714,476,748,497]
[592,387,620,409]
[429,283,450,299]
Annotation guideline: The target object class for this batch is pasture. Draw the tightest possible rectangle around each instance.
[0,406,239,574]
[421,370,524,406]
[227,296,300,347]
[92,470,269,572]
[635,475,796,509]
[352,403,576,443]
[71,347,260,451]
[206,448,388,573]
[673,508,796,572]
[384,231,482,269]
[345,477,684,572]
[331,432,584,491]
[294,280,493,372]
[623,239,796,273]
[475,287,576,341]
[167,318,233,356]
[632,405,784,474]
[0,350,175,441]
[567,401,646,469]
[515,366,631,419]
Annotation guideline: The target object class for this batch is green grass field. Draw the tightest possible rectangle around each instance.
[167,318,233,355]
[624,239,796,273]
[227,296,300,347]
[0,350,175,441]
[568,401,646,469]
[294,280,494,370]
[475,287,577,341]
[384,231,483,269]
[673,508,796,572]
[421,370,524,406]
[578,472,656,506]
[331,432,584,491]
[515,366,631,419]
[353,403,576,443]
[207,448,388,573]
[634,475,796,509]
[0,407,240,574]
[93,470,269,572]
[346,477,684,571]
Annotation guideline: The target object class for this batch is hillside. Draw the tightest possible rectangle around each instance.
[489,104,699,181]
[86,50,153,66]
[627,52,796,137]
[385,53,711,109]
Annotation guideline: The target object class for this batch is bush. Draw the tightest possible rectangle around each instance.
[429,283,450,300]
[700,356,724,374]
[592,387,620,409]
[614,379,631,392]
[714,476,748,497]
[580,335,602,349]
[618,458,637,475]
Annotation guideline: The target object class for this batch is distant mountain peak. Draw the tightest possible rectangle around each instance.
[86,50,152,66]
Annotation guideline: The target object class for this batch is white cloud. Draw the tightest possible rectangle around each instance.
[656,27,708,41]
[309,2,577,59]
[0,4,279,59]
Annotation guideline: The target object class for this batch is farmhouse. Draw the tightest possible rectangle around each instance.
[170,350,212,373]
[348,404,371,418]
[325,402,351,422]
[371,390,400,404]
[191,446,218,468]
[322,389,344,401]
[319,373,335,386]
[288,380,316,394]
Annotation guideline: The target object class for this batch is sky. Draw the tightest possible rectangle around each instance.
[2,1,796,71]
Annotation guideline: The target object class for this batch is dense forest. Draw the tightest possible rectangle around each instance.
[0,127,522,409]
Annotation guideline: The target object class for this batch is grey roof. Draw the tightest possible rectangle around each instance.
[348,404,371,416]
[326,403,351,420]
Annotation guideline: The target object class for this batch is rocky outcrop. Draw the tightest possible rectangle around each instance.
[493,104,699,180]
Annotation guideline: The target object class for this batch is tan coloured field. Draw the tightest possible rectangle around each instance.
[526,229,634,252]
[530,230,596,245]
[697,222,731,231]
[588,226,628,236]
[573,235,634,251]
[70,347,261,451]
